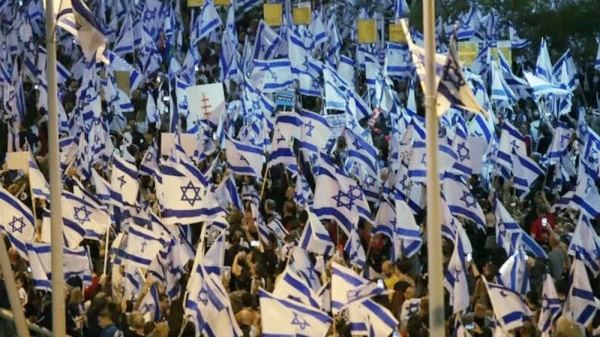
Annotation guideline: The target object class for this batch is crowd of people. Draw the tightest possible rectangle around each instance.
[0,0,600,337]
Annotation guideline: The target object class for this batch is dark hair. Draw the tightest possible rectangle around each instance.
[298,210,308,224]
[98,309,113,319]
[395,258,413,274]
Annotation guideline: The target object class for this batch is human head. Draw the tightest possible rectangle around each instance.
[381,260,394,278]
[129,311,145,331]
[264,199,276,214]
[98,309,114,328]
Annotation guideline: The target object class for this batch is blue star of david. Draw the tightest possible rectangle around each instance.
[460,191,477,208]
[348,118,358,130]
[239,155,250,166]
[140,240,147,253]
[510,139,520,150]
[146,152,154,163]
[364,176,376,188]
[457,142,470,161]
[181,181,202,207]
[499,290,508,298]
[197,288,209,305]
[348,185,364,203]
[497,221,506,237]
[304,29,314,40]
[454,269,462,281]
[559,134,570,148]
[352,138,362,151]
[421,153,427,165]
[276,134,286,144]
[302,56,311,70]
[73,205,92,225]
[144,8,157,22]
[291,312,310,330]
[117,175,127,188]
[251,99,261,112]
[347,289,362,302]
[443,61,466,90]
[332,190,353,210]
[267,69,278,82]
[142,303,153,313]
[94,134,101,144]
[9,216,26,234]
[305,121,315,136]
[542,295,550,311]
[588,150,598,164]
[473,130,483,137]
[399,175,410,191]
[402,52,412,63]
[585,178,594,194]
[260,42,269,54]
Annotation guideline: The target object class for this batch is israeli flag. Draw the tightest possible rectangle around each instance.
[497,248,530,296]
[123,224,164,268]
[259,289,332,337]
[298,207,334,257]
[249,58,294,93]
[485,280,532,331]
[442,174,486,230]
[110,155,139,207]
[537,274,561,333]
[0,187,36,258]
[225,136,265,178]
[568,214,600,276]
[563,253,598,327]
[273,265,322,309]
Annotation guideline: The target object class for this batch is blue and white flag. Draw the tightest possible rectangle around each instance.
[140,284,161,323]
[571,167,600,219]
[203,230,227,276]
[299,110,332,152]
[54,0,107,62]
[273,265,322,309]
[523,71,571,98]
[249,58,294,93]
[62,190,109,242]
[195,0,222,43]
[395,199,423,259]
[298,207,334,257]
[253,20,281,60]
[28,155,50,200]
[511,152,544,200]
[537,274,561,333]
[225,136,265,178]
[442,174,486,229]
[332,263,386,314]
[495,199,548,259]
[123,224,164,268]
[113,14,134,56]
[444,227,469,314]
[485,280,531,332]
[110,155,139,207]
[158,164,226,226]
[0,187,36,258]
[344,224,366,270]
[563,253,598,327]
[546,122,572,164]
[497,248,530,296]
[343,128,379,175]
[259,289,332,337]
[535,39,553,83]
[268,128,299,174]
[497,121,526,169]
[568,214,600,276]
[509,22,531,49]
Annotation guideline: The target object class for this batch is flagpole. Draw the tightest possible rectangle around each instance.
[423,0,445,336]
[45,0,66,336]
[0,235,30,337]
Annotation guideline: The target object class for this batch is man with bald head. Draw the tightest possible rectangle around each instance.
[124,311,145,337]
[381,260,399,299]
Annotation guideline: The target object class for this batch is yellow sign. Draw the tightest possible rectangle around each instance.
[263,4,283,26]
[293,7,311,25]
[458,42,478,66]
[188,0,229,6]
[357,19,377,44]
[388,24,406,43]
[115,71,131,97]
[188,0,203,7]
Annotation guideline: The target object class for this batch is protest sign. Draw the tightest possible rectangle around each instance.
[186,83,226,127]
[389,24,407,43]
[264,4,283,26]
[161,133,197,156]
[293,2,311,25]
[358,20,377,44]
